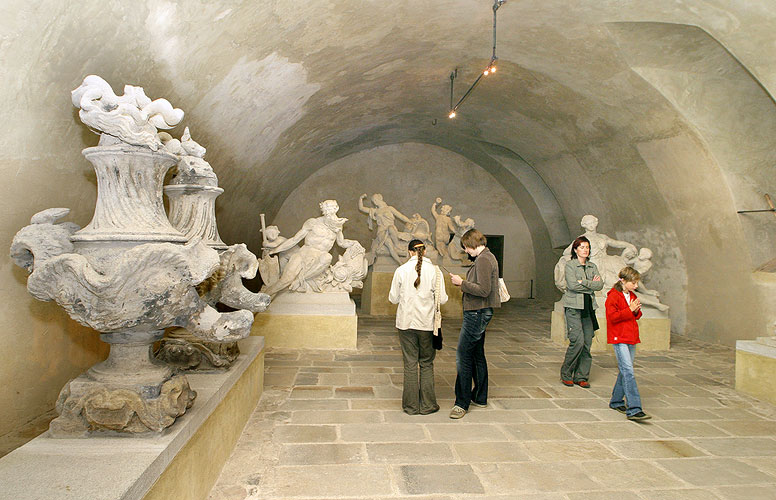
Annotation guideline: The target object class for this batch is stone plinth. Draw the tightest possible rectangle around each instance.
[550,303,671,352]
[0,337,264,500]
[736,338,776,406]
[360,270,462,318]
[251,291,357,349]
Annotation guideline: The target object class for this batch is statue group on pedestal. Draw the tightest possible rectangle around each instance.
[357,193,476,268]
[554,215,669,314]
[258,200,368,296]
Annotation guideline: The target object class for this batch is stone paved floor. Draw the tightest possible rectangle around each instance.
[209,300,776,500]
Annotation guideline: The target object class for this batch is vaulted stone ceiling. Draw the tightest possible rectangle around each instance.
[2,0,775,343]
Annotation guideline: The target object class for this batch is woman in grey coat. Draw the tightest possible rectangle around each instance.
[560,236,603,388]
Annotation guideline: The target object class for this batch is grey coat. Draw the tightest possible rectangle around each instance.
[562,258,604,310]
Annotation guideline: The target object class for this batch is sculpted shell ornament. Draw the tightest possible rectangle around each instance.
[26,239,218,333]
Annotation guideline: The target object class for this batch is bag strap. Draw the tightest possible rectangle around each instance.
[433,266,442,331]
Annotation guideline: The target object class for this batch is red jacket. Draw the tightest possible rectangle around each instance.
[605,288,642,344]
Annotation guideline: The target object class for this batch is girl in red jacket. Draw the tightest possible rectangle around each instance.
[606,267,651,421]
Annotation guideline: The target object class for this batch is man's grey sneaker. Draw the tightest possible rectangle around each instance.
[470,401,487,408]
[449,405,467,419]
[611,406,627,414]
[627,411,652,421]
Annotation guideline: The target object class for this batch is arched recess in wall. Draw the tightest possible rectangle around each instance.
[269,141,568,300]
[607,21,775,343]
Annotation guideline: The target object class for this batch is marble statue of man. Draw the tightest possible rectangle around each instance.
[358,193,411,265]
[262,200,357,296]
[431,198,458,265]
[559,215,638,291]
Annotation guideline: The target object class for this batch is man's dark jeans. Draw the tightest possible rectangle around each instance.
[454,307,493,410]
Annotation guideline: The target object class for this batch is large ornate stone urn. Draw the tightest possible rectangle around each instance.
[155,128,271,370]
[10,75,254,436]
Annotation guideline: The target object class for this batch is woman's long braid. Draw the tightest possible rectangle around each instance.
[413,243,425,288]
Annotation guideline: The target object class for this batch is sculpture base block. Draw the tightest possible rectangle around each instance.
[550,308,671,352]
[736,341,776,406]
[360,271,462,318]
[0,337,264,500]
[251,291,358,349]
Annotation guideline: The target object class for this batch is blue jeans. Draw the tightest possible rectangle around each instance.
[610,343,643,416]
[454,307,493,410]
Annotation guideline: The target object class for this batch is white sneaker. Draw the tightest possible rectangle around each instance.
[449,405,467,419]
[470,401,487,408]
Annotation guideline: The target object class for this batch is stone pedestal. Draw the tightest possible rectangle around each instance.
[550,302,671,352]
[0,337,264,500]
[360,270,462,318]
[736,337,776,405]
[251,291,358,349]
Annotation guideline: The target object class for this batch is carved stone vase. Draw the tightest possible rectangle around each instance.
[155,152,269,370]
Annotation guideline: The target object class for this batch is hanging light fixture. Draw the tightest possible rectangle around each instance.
[448,0,507,118]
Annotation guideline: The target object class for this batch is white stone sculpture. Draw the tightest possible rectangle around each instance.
[71,75,183,151]
[431,198,457,265]
[553,215,669,315]
[9,75,254,436]
[358,193,410,266]
[261,200,365,296]
[448,214,477,266]
[156,129,271,369]
[403,212,439,261]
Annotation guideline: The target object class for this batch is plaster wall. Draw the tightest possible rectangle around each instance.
[270,143,536,296]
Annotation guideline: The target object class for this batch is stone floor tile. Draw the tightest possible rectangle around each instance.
[493,398,558,410]
[318,372,350,385]
[278,443,366,465]
[690,437,776,456]
[334,386,376,398]
[259,465,394,497]
[382,409,451,423]
[453,409,531,424]
[501,423,578,441]
[277,399,349,411]
[607,439,707,459]
[586,459,686,489]
[291,410,383,424]
[367,442,455,463]
[653,420,732,437]
[711,420,776,436]
[656,457,774,486]
[452,442,530,462]
[525,409,601,423]
[272,425,338,443]
[426,423,509,441]
[288,385,333,399]
[473,462,602,493]
[565,422,658,439]
[522,440,618,461]
[340,423,427,442]
[715,485,776,499]
[739,456,776,477]
[396,464,485,494]
[646,408,722,420]
[631,488,722,500]
[351,399,403,410]
[566,491,646,500]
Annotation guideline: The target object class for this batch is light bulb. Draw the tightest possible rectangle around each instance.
[448,111,456,119]
[490,66,497,73]
[483,69,490,76]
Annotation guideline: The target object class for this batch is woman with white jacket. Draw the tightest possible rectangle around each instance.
[389,239,448,415]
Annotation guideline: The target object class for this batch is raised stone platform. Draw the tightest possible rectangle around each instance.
[360,270,463,318]
[550,302,671,352]
[0,337,264,500]
[736,337,776,406]
[251,291,357,349]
